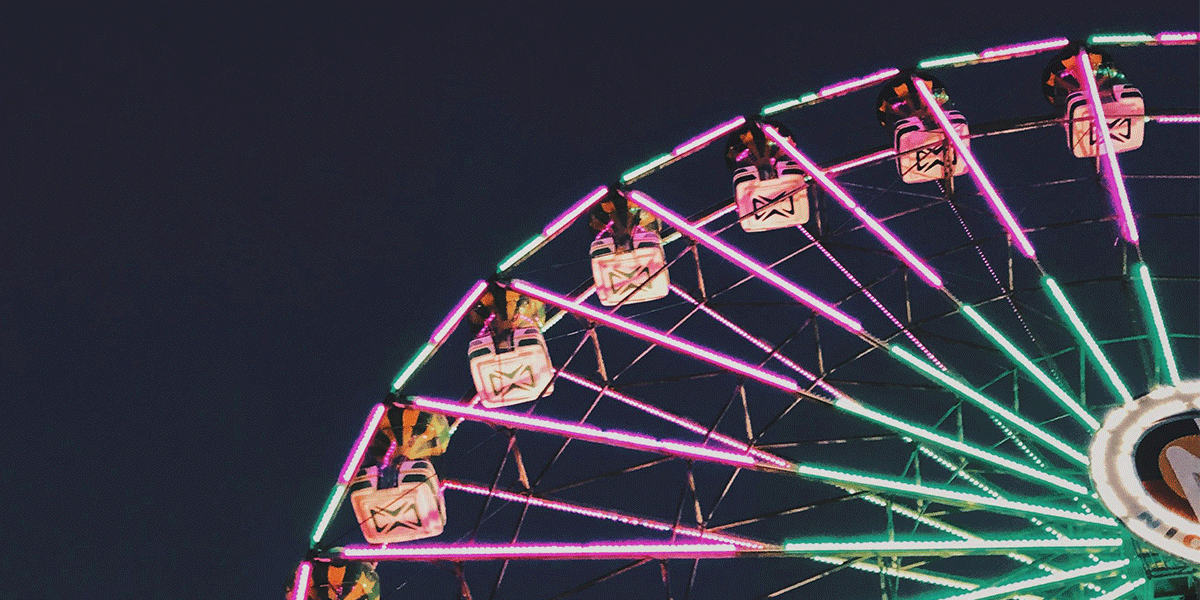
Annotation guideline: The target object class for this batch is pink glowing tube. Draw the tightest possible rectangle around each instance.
[827,148,897,175]
[443,480,766,547]
[508,279,802,393]
[555,368,792,468]
[342,541,745,561]
[430,280,488,344]
[625,191,863,333]
[408,395,762,468]
[290,562,312,600]
[1157,31,1198,44]
[761,126,944,289]
[544,186,609,238]
[1154,114,1200,123]
[910,76,1037,259]
[338,404,388,484]
[819,68,901,98]
[980,37,1069,59]
[1076,47,1139,245]
[673,116,747,157]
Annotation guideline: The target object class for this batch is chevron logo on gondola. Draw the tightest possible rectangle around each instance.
[751,190,800,221]
[1087,117,1134,144]
[370,502,423,532]
[488,365,536,395]
[914,144,957,173]
[608,265,653,294]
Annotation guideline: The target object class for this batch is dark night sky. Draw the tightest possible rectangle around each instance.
[3,3,1197,599]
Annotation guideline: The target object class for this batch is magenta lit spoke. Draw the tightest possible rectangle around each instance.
[543,186,608,238]
[1076,47,1140,245]
[408,395,765,468]
[761,126,944,289]
[342,541,745,561]
[556,368,793,468]
[290,562,312,600]
[1157,31,1198,44]
[1154,114,1200,123]
[443,480,766,547]
[338,404,387,484]
[910,76,1037,259]
[626,191,863,333]
[980,37,1069,59]
[430,280,488,344]
[673,116,747,157]
[508,279,802,393]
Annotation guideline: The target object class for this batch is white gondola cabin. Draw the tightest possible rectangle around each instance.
[732,162,809,232]
[1065,84,1144,158]
[350,460,446,544]
[589,227,669,306]
[894,112,970,183]
[468,317,555,407]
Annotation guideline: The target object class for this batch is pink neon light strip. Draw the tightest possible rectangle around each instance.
[509,279,802,392]
[544,186,609,238]
[666,285,846,402]
[762,127,944,289]
[980,37,1069,59]
[1155,114,1200,123]
[290,562,312,600]
[1077,47,1140,244]
[443,480,766,547]
[430,280,488,344]
[1157,31,1198,44]
[910,77,1037,259]
[342,542,743,561]
[409,395,762,467]
[673,116,747,157]
[819,68,901,98]
[626,191,863,333]
[556,368,792,468]
[828,148,897,175]
[791,228,945,370]
[338,404,388,484]
[695,204,738,228]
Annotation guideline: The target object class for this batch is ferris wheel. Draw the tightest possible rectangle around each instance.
[291,32,1199,600]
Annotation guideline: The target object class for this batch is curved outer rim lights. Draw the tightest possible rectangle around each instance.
[1090,382,1200,564]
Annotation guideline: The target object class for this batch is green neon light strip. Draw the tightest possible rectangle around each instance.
[890,346,1089,466]
[1089,33,1154,45]
[933,559,1130,600]
[806,555,979,590]
[1042,277,1134,404]
[795,465,1117,526]
[783,537,1121,556]
[1087,578,1147,600]
[497,233,548,273]
[620,153,673,183]
[391,342,435,391]
[918,52,980,68]
[310,483,348,547]
[1134,263,1182,385]
[960,305,1099,431]
[835,398,1088,494]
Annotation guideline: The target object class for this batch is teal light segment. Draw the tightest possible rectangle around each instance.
[762,98,801,115]
[1088,578,1147,600]
[391,342,436,391]
[783,537,1122,556]
[890,346,1089,465]
[834,397,1088,494]
[795,464,1117,526]
[497,233,547,273]
[960,305,1099,430]
[310,483,348,547]
[1089,33,1154,45]
[934,559,1130,600]
[805,555,979,590]
[1042,277,1134,404]
[918,52,980,68]
[620,153,672,183]
[1134,263,1182,384]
